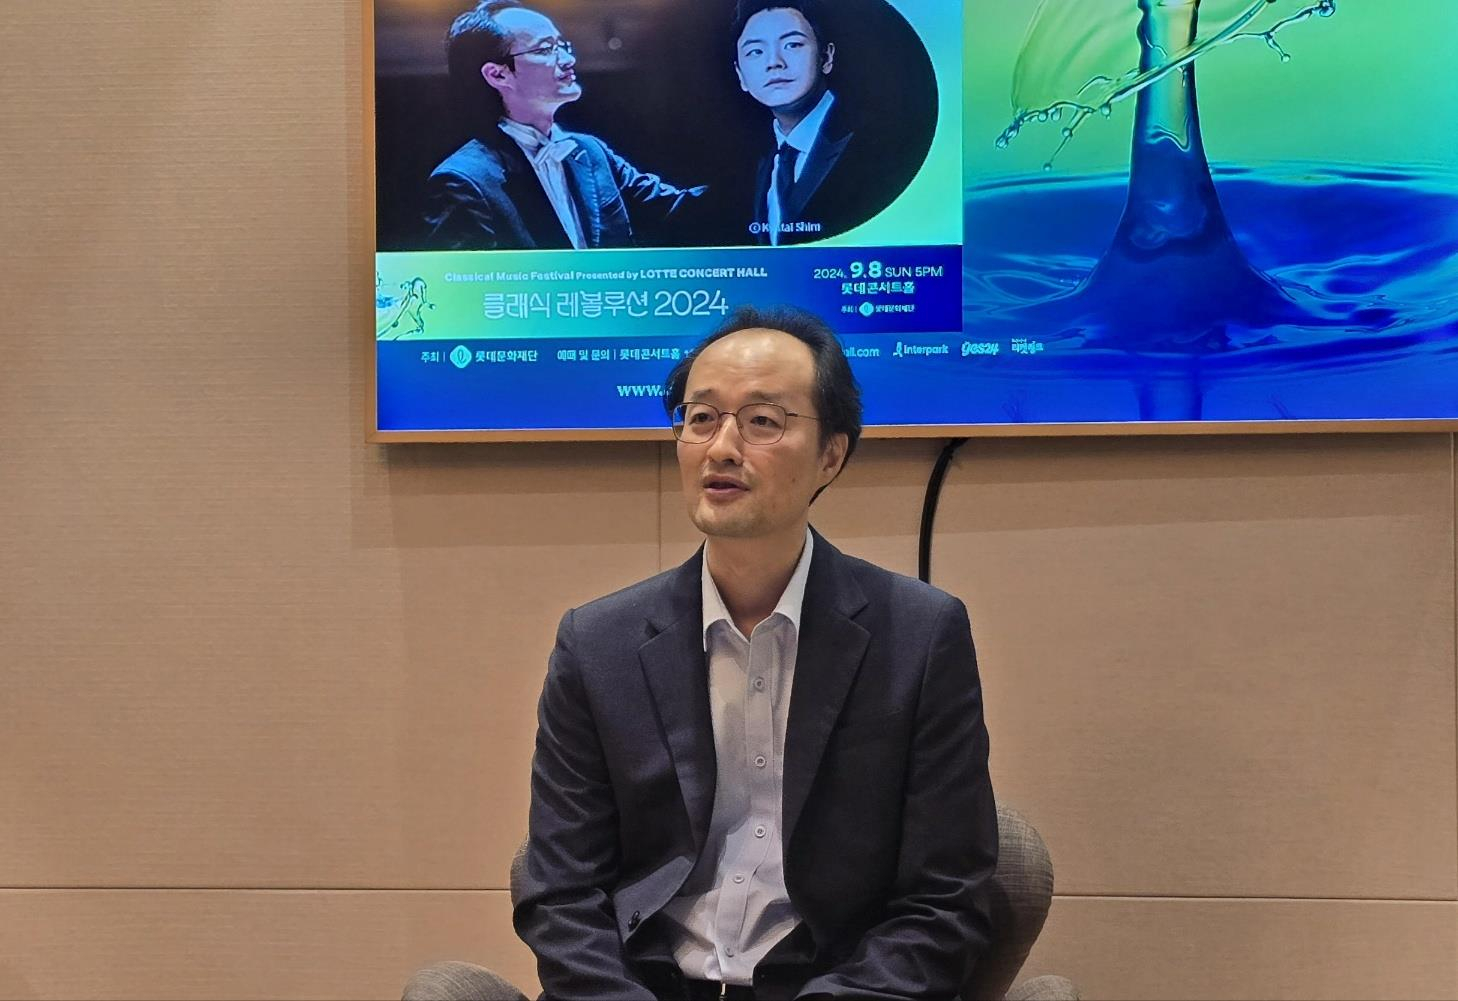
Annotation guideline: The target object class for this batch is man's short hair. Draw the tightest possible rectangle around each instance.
[663,305,864,479]
[730,0,833,57]
[446,1,522,123]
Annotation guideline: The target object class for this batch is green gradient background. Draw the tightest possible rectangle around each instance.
[965,0,1458,184]
[378,249,788,341]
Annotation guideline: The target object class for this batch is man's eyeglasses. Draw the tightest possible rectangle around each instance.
[509,38,575,61]
[671,402,820,446]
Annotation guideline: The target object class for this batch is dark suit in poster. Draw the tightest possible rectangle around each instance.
[750,97,905,247]
[422,128,705,251]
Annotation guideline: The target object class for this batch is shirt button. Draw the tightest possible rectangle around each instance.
[754,755,767,768]
[754,825,767,838]
[732,873,746,884]
[753,677,765,691]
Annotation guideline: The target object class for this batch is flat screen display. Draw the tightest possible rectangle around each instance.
[372,0,1458,438]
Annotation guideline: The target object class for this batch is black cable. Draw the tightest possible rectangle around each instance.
[918,438,969,584]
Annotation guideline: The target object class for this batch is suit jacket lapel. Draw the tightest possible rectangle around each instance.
[787,126,852,223]
[638,549,716,854]
[783,530,870,846]
[752,152,774,245]
[492,133,574,249]
[560,143,601,248]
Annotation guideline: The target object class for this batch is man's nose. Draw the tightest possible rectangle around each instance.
[704,413,744,462]
[767,46,788,69]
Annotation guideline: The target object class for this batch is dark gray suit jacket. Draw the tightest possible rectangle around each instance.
[514,530,997,1000]
[423,128,705,250]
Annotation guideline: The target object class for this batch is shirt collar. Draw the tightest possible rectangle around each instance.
[772,89,835,155]
[701,527,815,649]
[498,117,565,151]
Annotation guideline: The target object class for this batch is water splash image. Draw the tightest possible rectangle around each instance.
[969,0,1458,419]
[996,0,1337,170]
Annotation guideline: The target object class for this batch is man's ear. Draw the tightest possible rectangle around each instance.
[734,61,748,94]
[820,42,835,76]
[818,432,849,487]
[481,61,511,93]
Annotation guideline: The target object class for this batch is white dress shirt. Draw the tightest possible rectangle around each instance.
[498,117,587,249]
[767,90,835,246]
[659,528,814,985]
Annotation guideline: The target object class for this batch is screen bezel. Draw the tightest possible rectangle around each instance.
[362,0,1458,443]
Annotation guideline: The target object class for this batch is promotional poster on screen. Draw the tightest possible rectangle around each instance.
[374,0,1458,436]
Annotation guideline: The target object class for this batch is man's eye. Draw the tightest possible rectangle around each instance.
[750,414,782,428]
[688,412,714,424]
[743,46,763,59]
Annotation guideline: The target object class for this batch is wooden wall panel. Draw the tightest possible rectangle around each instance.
[0,889,539,1001]
[2,438,659,888]
[1024,897,1458,1001]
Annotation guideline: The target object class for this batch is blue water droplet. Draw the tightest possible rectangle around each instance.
[1061,128,1073,138]
[1099,103,1112,118]
[1036,111,1049,122]
[1042,162,1053,172]
[1051,107,1062,121]
[995,136,1008,149]
[1280,51,1291,62]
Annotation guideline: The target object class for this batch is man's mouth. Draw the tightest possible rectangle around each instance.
[703,476,748,498]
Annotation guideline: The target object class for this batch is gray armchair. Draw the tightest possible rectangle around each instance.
[404,804,1078,1001]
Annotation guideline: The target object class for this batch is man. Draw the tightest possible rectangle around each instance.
[732,1,891,247]
[423,1,705,250]
[514,305,997,1000]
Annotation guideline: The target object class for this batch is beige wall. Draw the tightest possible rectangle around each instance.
[1,2,1454,998]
